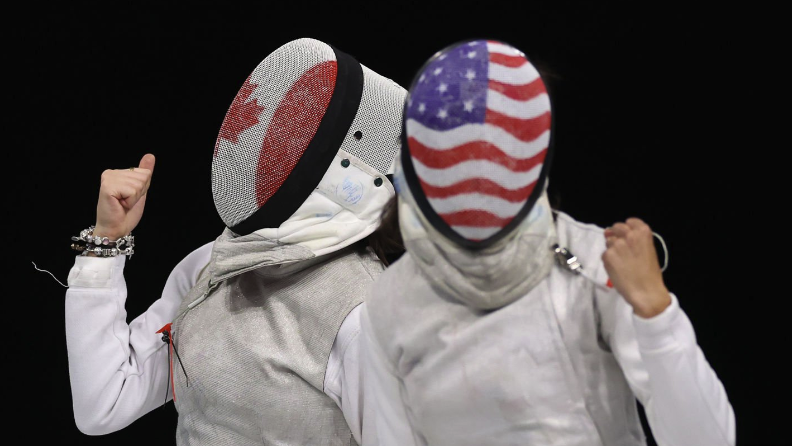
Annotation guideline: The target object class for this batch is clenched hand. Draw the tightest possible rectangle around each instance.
[94,153,155,240]
[603,217,671,318]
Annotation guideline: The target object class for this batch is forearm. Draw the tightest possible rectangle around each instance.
[633,296,736,446]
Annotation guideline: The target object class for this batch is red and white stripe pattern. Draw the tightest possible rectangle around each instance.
[405,40,551,241]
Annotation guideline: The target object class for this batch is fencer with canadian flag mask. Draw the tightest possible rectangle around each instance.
[64,37,406,446]
[173,37,406,445]
[360,39,735,446]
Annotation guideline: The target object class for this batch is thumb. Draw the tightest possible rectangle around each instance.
[138,153,156,171]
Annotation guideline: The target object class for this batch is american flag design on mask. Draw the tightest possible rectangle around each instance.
[403,40,551,243]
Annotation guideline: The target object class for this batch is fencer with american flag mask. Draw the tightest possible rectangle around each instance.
[64,37,406,445]
[360,39,735,446]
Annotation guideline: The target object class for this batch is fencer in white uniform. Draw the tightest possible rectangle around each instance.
[64,37,406,445]
[360,39,736,446]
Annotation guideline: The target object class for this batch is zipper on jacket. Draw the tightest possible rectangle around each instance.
[187,280,220,310]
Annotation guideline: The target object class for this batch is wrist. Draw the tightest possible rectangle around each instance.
[630,287,672,318]
[92,225,125,240]
[71,225,135,258]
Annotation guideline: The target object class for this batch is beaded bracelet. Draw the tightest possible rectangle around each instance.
[70,225,135,257]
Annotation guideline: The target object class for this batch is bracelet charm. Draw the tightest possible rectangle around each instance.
[70,225,135,257]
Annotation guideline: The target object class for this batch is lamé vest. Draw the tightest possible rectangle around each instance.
[170,229,383,445]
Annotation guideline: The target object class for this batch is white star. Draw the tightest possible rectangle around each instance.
[418,103,426,113]
[438,54,447,60]
[437,109,448,119]
[437,83,448,93]
[419,74,426,83]
[433,67,443,76]
[463,100,474,112]
[467,51,477,59]
[465,69,476,81]
[468,41,478,46]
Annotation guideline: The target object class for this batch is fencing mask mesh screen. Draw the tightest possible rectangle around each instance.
[400,39,553,249]
[212,37,405,235]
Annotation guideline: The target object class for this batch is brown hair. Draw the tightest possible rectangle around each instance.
[353,194,404,267]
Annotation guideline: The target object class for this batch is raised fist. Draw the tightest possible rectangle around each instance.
[93,153,155,240]
[603,217,671,318]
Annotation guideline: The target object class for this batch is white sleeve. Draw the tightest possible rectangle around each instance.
[64,241,213,435]
[599,290,736,446]
[324,304,364,444]
[324,302,420,446]
[359,303,420,446]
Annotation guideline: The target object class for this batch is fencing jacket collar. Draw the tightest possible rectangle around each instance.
[208,227,319,283]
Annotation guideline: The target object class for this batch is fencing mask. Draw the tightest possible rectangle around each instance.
[211,38,406,253]
[399,39,553,250]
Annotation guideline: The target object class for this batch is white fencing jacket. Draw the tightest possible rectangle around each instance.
[361,207,736,446]
[65,241,367,442]
[65,148,396,444]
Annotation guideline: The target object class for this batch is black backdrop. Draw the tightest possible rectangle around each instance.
[9,3,782,445]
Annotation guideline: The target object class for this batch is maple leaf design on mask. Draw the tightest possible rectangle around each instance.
[217,76,266,147]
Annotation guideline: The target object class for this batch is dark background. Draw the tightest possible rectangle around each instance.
[9,3,782,445]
